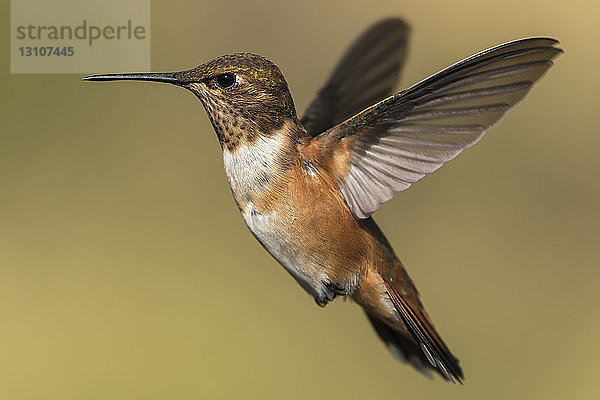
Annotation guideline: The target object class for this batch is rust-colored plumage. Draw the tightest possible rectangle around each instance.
[83,18,562,383]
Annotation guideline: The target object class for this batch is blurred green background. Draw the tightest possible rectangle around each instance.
[1,0,599,399]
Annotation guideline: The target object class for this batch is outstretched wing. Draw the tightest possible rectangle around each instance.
[301,18,410,137]
[316,38,562,219]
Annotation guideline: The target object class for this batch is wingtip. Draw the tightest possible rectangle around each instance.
[525,36,564,54]
[375,16,410,29]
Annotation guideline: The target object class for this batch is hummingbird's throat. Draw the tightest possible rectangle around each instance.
[198,95,254,151]
[192,84,297,152]
[208,107,290,152]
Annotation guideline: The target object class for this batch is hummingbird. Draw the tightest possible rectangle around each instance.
[83,18,562,383]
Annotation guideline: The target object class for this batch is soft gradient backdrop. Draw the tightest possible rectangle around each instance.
[1,1,598,399]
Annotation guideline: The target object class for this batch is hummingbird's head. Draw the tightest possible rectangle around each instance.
[82,53,299,151]
[180,53,298,150]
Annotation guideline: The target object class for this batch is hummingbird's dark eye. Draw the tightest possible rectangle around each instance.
[215,73,236,89]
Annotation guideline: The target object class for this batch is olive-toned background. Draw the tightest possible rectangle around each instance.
[1,1,598,399]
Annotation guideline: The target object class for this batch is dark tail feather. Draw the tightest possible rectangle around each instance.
[385,284,464,383]
[366,312,463,382]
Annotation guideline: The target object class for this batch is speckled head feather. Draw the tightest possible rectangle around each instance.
[174,53,299,151]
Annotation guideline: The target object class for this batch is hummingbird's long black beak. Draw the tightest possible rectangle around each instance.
[81,72,186,86]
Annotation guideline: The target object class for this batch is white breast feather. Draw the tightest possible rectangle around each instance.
[223,133,285,204]
[222,131,330,300]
